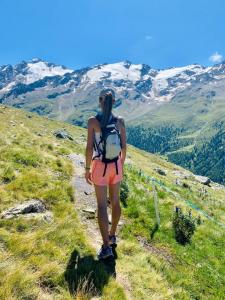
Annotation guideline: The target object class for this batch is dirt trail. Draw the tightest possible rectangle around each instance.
[68,153,132,300]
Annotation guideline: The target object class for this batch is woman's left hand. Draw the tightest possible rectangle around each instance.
[85,169,93,185]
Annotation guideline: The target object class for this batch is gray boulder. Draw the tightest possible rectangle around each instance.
[53,130,73,140]
[1,199,46,219]
[154,168,167,176]
[194,175,211,186]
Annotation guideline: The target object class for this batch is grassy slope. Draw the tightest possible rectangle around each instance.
[0,105,125,300]
[120,148,225,299]
[0,104,224,299]
[126,83,225,184]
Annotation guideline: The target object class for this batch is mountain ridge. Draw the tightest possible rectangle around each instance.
[0,58,224,184]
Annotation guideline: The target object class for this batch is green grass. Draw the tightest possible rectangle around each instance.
[0,104,224,299]
[0,105,126,299]
[118,155,225,299]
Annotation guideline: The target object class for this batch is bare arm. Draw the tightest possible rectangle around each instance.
[85,117,94,184]
[118,117,127,166]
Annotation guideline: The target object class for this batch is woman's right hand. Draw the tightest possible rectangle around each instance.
[85,169,93,185]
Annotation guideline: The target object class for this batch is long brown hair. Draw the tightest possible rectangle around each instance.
[100,93,113,128]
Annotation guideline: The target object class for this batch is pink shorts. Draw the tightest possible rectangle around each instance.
[91,157,123,186]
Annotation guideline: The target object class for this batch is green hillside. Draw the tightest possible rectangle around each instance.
[126,82,225,184]
[0,104,224,299]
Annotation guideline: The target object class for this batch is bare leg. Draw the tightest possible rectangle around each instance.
[94,184,109,247]
[109,182,121,236]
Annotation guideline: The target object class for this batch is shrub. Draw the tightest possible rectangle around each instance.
[47,144,54,151]
[2,166,16,183]
[172,207,197,245]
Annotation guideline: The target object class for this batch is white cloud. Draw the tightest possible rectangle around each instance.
[209,52,223,63]
[145,35,153,40]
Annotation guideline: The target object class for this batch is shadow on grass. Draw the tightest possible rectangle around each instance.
[150,223,159,239]
[64,248,117,297]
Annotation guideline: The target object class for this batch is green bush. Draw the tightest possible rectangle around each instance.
[2,166,16,183]
[172,207,197,245]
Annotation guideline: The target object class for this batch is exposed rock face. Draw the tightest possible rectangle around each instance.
[194,175,211,186]
[1,58,223,116]
[1,199,49,220]
[172,170,192,179]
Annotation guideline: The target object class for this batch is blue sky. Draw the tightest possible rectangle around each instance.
[0,0,225,70]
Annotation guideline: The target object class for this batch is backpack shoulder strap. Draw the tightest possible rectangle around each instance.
[95,113,102,123]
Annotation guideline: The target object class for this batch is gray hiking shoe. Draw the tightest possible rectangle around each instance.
[97,245,114,260]
[109,234,117,246]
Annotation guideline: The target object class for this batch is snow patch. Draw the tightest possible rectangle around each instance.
[86,62,142,83]
[26,61,73,84]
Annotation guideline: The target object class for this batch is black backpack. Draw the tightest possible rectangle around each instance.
[92,113,122,177]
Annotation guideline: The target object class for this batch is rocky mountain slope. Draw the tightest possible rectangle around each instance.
[0,58,224,184]
[1,58,224,123]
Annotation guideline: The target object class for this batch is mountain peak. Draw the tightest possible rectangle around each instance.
[31,57,43,63]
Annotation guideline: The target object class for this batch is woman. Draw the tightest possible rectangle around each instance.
[85,88,127,260]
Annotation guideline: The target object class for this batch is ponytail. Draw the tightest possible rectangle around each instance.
[100,93,113,128]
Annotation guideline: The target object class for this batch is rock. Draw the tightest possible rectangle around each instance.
[175,178,182,186]
[82,207,96,219]
[36,132,43,136]
[194,175,211,186]
[172,170,192,179]
[82,207,96,213]
[1,199,47,219]
[23,211,54,223]
[53,130,73,140]
[10,120,16,126]
[154,168,167,176]
[182,182,190,189]
[84,190,92,195]
[175,179,190,189]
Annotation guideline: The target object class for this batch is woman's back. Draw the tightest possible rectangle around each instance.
[92,113,118,160]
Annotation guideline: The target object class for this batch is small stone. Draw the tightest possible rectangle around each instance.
[154,168,167,176]
[82,207,96,214]
[82,207,96,219]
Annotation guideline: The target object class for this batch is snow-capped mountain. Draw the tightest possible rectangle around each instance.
[0,58,73,91]
[0,58,224,123]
